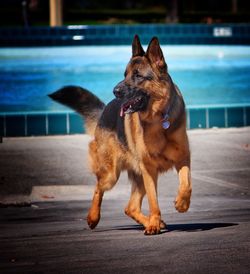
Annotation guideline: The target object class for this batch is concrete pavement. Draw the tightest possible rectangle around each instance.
[0,128,250,273]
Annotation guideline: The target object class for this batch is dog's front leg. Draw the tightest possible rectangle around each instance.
[175,162,192,213]
[125,171,167,230]
[141,167,161,235]
[125,171,148,227]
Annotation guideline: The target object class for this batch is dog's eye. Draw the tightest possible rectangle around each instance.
[145,76,153,81]
[133,70,143,79]
[133,69,140,76]
[136,74,144,79]
[132,69,145,82]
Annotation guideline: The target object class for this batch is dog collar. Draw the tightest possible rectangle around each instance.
[161,112,170,129]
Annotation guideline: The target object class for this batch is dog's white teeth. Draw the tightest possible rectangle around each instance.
[129,105,132,108]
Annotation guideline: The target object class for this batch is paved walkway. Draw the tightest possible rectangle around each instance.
[0,128,250,273]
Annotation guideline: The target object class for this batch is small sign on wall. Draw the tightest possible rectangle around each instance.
[213,27,233,37]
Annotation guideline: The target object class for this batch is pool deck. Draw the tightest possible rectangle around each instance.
[0,127,250,273]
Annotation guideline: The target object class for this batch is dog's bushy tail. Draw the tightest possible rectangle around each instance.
[49,86,105,135]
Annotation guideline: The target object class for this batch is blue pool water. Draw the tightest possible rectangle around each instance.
[0,46,250,113]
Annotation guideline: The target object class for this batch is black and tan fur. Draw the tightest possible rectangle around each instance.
[50,35,192,235]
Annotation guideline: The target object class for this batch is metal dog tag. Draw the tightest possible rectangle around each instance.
[162,120,170,129]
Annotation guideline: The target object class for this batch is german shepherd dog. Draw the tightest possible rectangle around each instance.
[50,35,192,235]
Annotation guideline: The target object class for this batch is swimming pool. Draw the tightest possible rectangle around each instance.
[0,45,250,113]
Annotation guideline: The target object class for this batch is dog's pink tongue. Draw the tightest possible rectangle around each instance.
[120,108,124,117]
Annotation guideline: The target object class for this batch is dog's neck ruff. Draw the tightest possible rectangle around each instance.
[161,107,171,129]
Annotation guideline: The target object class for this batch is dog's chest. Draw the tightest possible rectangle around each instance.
[124,122,175,172]
[143,124,167,153]
[143,127,176,169]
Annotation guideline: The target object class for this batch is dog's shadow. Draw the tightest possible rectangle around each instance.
[95,222,238,234]
[165,222,238,233]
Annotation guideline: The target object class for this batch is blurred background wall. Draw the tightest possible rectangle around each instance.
[0,0,250,27]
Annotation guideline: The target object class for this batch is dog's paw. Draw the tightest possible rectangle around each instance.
[160,220,167,229]
[144,216,162,235]
[144,220,166,235]
[87,211,100,229]
[144,225,161,235]
[175,193,191,213]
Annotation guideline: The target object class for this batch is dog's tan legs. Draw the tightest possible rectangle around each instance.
[125,172,148,227]
[175,163,192,213]
[87,170,119,229]
[125,171,166,229]
[87,137,121,229]
[141,168,162,235]
[87,139,120,229]
[87,183,104,229]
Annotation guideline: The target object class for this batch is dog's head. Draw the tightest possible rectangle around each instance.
[114,35,174,119]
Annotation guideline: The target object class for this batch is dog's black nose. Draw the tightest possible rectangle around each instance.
[113,84,124,98]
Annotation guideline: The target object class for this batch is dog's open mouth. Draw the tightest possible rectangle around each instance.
[120,94,149,117]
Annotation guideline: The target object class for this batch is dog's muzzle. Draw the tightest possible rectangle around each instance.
[113,81,127,98]
[113,82,150,117]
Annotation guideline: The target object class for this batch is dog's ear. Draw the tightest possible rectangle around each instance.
[146,37,167,72]
[132,34,145,57]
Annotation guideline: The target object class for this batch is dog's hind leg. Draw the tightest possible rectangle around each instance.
[87,173,119,229]
[87,183,104,230]
[87,140,120,229]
